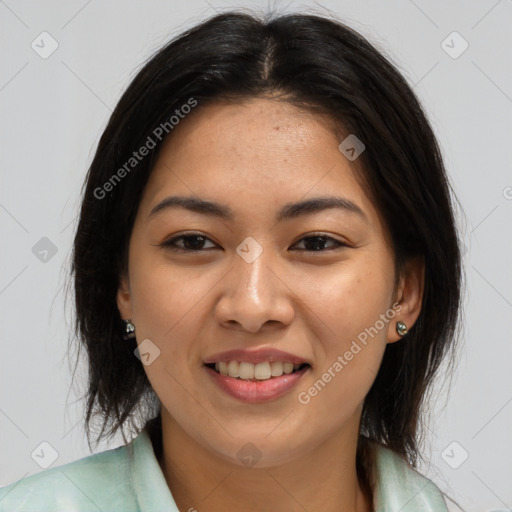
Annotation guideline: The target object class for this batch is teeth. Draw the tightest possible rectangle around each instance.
[270,361,283,377]
[283,362,295,375]
[239,362,255,380]
[217,362,228,376]
[212,361,303,380]
[228,360,238,377]
[254,362,271,380]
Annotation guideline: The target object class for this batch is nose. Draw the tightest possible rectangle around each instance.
[214,246,295,333]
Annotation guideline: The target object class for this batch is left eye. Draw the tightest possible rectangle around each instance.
[290,235,345,252]
[160,233,345,252]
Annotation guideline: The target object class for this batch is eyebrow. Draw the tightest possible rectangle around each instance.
[149,195,367,222]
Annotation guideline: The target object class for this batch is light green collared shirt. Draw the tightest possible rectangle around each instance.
[0,429,449,511]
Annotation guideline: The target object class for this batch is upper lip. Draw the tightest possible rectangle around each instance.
[204,348,310,365]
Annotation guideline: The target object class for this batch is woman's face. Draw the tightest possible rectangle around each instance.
[117,97,422,467]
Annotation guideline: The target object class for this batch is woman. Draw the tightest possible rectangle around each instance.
[0,10,462,511]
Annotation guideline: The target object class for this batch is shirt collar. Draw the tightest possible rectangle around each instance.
[372,443,448,511]
[129,429,447,511]
[129,429,179,511]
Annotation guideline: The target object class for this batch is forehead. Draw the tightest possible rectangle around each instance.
[140,98,378,225]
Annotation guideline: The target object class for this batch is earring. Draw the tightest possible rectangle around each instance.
[124,319,136,340]
[396,321,408,336]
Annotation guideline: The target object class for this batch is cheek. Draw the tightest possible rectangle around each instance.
[127,255,220,401]
[129,256,207,340]
[294,269,391,423]
[127,258,203,410]
[292,255,394,405]
[297,257,394,345]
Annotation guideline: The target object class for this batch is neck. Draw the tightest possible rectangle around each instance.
[155,410,373,512]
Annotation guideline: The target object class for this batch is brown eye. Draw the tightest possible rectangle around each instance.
[161,234,218,252]
[291,235,346,252]
[159,233,346,253]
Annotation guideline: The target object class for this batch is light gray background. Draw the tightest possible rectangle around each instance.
[1,1,511,510]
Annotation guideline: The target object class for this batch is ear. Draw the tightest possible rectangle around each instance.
[116,272,133,322]
[386,256,424,344]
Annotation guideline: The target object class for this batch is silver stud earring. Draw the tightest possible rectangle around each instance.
[124,319,136,340]
[396,321,408,336]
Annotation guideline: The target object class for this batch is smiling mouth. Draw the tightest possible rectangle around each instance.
[204,362,310,382]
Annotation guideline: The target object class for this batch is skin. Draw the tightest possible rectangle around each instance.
[117,97,424,512]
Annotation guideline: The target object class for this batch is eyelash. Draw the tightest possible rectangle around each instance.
[159,232,348,253]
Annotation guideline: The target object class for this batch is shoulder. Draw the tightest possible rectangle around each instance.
[372,443,451,511]
[0,438,137,512]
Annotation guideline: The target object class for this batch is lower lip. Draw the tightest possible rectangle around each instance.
[204,365,310,403]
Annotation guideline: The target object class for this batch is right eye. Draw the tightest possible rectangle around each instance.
[159,233,219,252]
